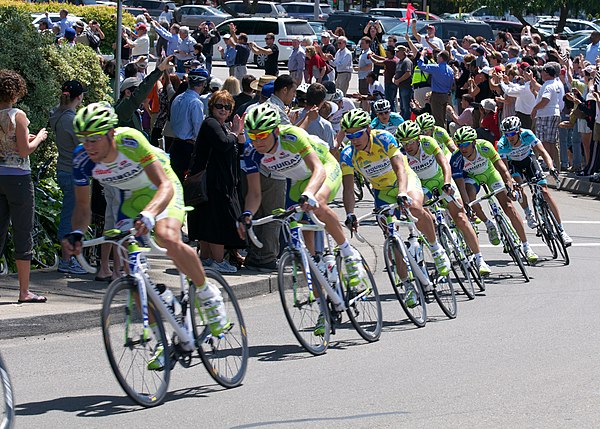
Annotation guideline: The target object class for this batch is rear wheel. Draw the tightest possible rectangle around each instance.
[546,208,570,265]
[496,214,529,282]
[534,199,558,259]
[438,225,475,300]
[421,242,457,319]
[31,218,58,270]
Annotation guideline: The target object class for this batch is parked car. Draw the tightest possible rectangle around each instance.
[469,6,518,22]
[282,2,332,21]
[385,19,494,44]
[31,12,84,30]
[370,8,440,21]
[535,18,600,34]
[122,0,176,19]
[213,18,316,66]
[220,1,287,18]
[174,5,231,28]
[568,32,592,58]
[485,20,523,41]
[325,12,402,44]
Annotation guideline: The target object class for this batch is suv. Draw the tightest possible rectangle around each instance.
[385,19,494,44]
[535,18,600,34]
[325,12,402,44]
[122,0,176,19]
[282,2,332,21]
[213,18,316,66]
[370,8,440,21]
[221,1,287,18]
[174,5,231,28]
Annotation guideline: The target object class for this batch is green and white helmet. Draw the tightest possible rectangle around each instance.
[341,109,371,131]
[73,102,118,136]
[245,104,281,131]
[416,113,435,131]
[453,126,478,143]
[395,120,421,142]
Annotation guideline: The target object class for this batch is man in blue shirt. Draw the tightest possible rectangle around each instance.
[218,34,237,76]
[417,49,454,128]
[150,19,180,56]
[169,68,208,182]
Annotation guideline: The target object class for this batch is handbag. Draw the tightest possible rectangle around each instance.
[183,145,212,206]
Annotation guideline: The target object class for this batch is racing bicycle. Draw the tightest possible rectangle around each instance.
[0,352,14,429]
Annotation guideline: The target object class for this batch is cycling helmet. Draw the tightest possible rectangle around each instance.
[331,89,344,103]
[416,113,435,131]
[341,109,371,131]
[453,126,478,143]
[188,67,210,84]
[395,120,421,142]
[500,116,521,134]
[245,104,281,131]
[73,102,119,136]
[373,99,391,113]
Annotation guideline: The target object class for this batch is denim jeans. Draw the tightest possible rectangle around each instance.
[384,83,398,112]
[398,86,412,121]
[559,114,582,169]
[57,170,76,242]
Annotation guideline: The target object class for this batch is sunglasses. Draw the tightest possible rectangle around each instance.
[78,134,104,144]
[399,137,419,147]
[345,128,367,140]
[504,131,519,137]
[377,110,391,115]
[247,130,272,140]
[214,103,232,111]
[457,141,474,148]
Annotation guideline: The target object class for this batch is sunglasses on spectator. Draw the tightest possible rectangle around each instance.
[247,130,272,140]
[504,131,519,137]
[214,103,232,111]
[78,134,104,144]
[457,141,474,148]
[345,128,367,140]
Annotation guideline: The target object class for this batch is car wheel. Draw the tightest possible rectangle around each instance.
[255,54,267,68]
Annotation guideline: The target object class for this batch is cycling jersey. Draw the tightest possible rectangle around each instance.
[405,136,446,190]
[497,129,541,162]
[431,126,453,156]
[73,127,185,223]
[370,112,404,134]
[450,139,504,192]
[242,125,341,202]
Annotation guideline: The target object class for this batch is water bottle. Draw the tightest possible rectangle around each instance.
[156,283,182,320]
[407,235,423,264]
[322,253,337,283]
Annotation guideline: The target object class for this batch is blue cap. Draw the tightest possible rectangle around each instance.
[64,27,76,40]
[261,81,275,98]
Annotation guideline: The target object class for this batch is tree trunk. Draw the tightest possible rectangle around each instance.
[556,4,568,34]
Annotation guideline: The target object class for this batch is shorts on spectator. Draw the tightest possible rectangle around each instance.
[534,116,559,144]
[577,118,591,134]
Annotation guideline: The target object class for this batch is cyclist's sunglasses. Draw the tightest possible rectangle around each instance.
[457,140,474,148]
[399,137,419,147]
[504,131,519,137]
[214,103,232,111]
[247,130,272,140]
[78,134,104,144]
[377,110,391,115]
[345,128,367,140]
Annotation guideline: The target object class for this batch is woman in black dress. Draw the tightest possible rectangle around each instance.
[187,90,246,274]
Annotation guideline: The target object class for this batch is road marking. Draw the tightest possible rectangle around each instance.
[561,221,600,224]
[480,243,600,248]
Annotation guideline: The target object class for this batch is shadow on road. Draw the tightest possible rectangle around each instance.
[250,343,314,362]
[230,410,410,428]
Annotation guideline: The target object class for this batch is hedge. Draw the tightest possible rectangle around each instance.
[0,0,136,54]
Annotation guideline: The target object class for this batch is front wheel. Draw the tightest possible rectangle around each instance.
[546,208,570,265]
[192,269,249,388]
[496,214,529,282]
[439,225,475,300]
[422,243,457,319]
[278,250,330,355]
[31,218,58,270]
[101,277,170,407]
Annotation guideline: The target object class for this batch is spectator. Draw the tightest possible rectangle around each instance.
[370,46,399,112]
[412,21,444,51]
[233,74,256,117]
[193,43,206,65]
[192,21,221,74]
[447,93,475,134]
[585,31,600,64]
[393,45,413,120]
[288,37,305,85]
[305,46,327,83]
[249,32,279,77]
[218,33,236,76]
[201,77,224,113]
[57,8,75,37]
[333,36,352,95]
[222,76,241,96]
[478,98,501,142]
[363,20,384,76]
[227,23,251,81]
[188,90,246,273]
[174,26,196,73]
[158,5,173,24]
[406,37,432,107]
[124,22,150,60]
[170,67,209,182]
[317,31,337,82]
[329,89,355,133]
[507,46,521,64]
[499,66,536,130]
[151,70,180,149]
[267,74,296,125]
[356,37,373,99]
[0,69,48,303]
[49,80,87,275]
[150,20,180,56]
[417,49,454,127]
[295,83,335,148]
[352,71,384,112]
[473,44,489,68]
[59,27,77,47]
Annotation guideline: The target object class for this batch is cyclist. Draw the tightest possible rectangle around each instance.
[339,109,451,303]
[370,99,404,135]
[396,120,491,277]
[236,104,367,335]
[415,112,457,156]
[498,116,573,245]
[62,102,230,368]
[449,126,539,264]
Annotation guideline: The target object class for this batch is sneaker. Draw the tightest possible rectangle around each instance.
[198,283,231,337]
[476,258,491,277]
[314,312,326,336]
[404,286,418,308]
[431,248,451,277]
[486,222,501,246]
[213,259,237,274]
[560,230,573,247]
[525,212,538,229]
[524,247,539,264]
[200,257,214,267]
[68,257,88,275]
[58,259,70,273]
[147,344,165,371]
[343,252,369,292]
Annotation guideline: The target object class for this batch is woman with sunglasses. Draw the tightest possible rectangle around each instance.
[188,90,246,274]
[449,126,539,264]
[339,109,451,277]
[395,121,491,277]
[497,116,572,245]
[370,99,404,135]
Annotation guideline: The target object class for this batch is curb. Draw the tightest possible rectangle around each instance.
[558,176,600,197]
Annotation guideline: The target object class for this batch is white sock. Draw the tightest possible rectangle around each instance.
[474,252,483,262]
[522,241,530,250]
[429,241,441,252]
[339,240,353,257]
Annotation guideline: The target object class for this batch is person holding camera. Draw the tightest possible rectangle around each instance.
[192,21,221,75]
[417,49,454,127]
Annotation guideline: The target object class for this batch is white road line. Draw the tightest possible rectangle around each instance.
[561,221,600,224]
[480,243,600,248]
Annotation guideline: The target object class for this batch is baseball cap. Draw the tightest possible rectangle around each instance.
[475,46,485,55]
[480,66,492,76]
[480,98,497,112]
[209,77,223,91]
[136,23,147,31]
[121,77,141,92]
[321,31,331,38]
[261,81,275,98]
[426,24,435,30]
[64,27,76,40]
[223,33,231,39]
[183,59,202,69]
[61,80,87,98]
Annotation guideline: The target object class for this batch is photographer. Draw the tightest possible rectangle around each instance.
[192,21,221,75]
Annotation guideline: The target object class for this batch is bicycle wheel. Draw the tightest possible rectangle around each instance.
[383,237,427,327]
[421,244,457,319]
[0,353,14,429]
[439,225,475,300]
[534,200,558,259]
[278,250,330,355]
[496,215,529,282]
[0,256,7,277]
[102,277,170,407]
[546,208,570,265]
[192,269,249,388]
[353,172,364,202]
[31,219,58,270]
[337,252,383,342]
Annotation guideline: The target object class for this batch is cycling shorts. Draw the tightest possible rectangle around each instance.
[285,160,342,207]
[509,157,547,185]
[372,173,422,208]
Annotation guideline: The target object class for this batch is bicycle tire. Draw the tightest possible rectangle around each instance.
[546,208,570,265]
[31,219,58,270]
[383,237,427,327]
[468,260,486,292]
[496,214,529,282]
[421,243,457,319]
[0,353,15,429]
[0,257,7,277]
[337,252,383,342]
[439,225,475,300]
[534,198,558,259]
[193,269,249,388]
[278,250,330,355]
[353,172,364,202]
[101,277,171,407]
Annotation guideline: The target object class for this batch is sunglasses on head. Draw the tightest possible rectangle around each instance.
[214,103,232,111]
[78,134,104,144]
[504,131,519,137]
[247,130,272,140]
[345,128,367,140]
[457,141,474,148]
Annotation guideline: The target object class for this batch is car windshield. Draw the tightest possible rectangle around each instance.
[387,20,427,35]
[204,6,223,14]
[285,22,315,35]
[377,17,405,32]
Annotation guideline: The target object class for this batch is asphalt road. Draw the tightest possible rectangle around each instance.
[2,190,600,428]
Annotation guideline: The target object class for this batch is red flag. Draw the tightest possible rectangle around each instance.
[405,3,415,25]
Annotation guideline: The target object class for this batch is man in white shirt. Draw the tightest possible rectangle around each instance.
[288,38,305,86]
[125,22,150,60]
[158,5,173,24]
[412,22,444,52]
[355,37,373,103]
[585,31,600,65]
[333,36,353,95]
[174,26,197,73]
[531,62,564,169]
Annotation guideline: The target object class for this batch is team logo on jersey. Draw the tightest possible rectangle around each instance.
[282,133,297,142]
[122,138,139,148]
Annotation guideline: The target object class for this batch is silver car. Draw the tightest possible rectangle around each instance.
[174,5,231,28]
